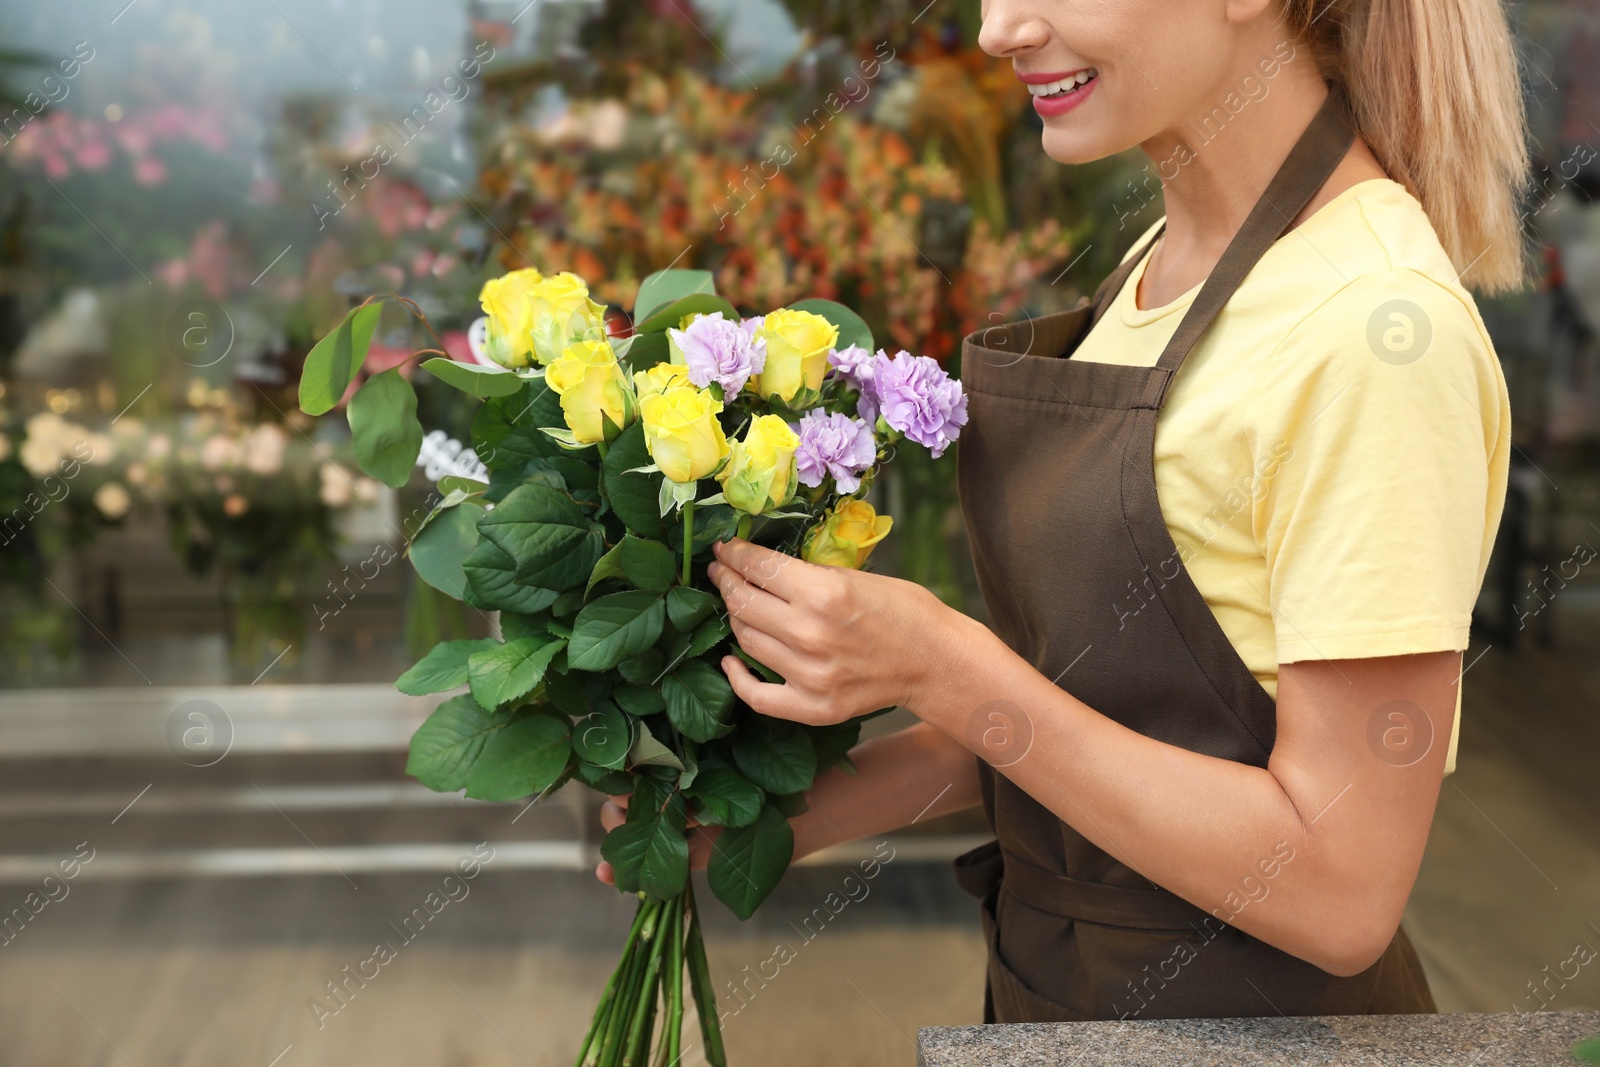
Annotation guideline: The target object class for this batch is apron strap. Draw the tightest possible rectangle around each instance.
[1000,847,1222,932]
[1086,225,1165,329]
[1146,85,1357,396]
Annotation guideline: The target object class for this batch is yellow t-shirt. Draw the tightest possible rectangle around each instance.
[1072,178,1510,776]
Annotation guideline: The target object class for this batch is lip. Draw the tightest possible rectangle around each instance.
[1016,67,1093,85]
[1028,71,1098,118]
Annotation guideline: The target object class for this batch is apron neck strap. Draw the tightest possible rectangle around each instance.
[1091,84,1357,393]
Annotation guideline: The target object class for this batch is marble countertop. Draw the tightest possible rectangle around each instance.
[917,1011,1600,1067]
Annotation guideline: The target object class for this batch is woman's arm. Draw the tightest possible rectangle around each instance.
[789,720,983,861]
[707,542,1457,977]
[595,719,982,883]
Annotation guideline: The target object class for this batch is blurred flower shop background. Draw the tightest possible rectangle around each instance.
[0,1,1598,1064]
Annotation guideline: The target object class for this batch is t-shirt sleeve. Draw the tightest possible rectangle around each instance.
[1246,268,1511,664]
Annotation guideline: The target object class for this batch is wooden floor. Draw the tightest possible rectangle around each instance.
[0,620,1597,1065]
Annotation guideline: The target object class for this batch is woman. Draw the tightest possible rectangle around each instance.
[600,0,1527,1022]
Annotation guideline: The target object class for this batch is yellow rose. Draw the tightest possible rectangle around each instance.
[476,269,608,369]
[633,361,691,399]
[478,268,544,368]
[801,499,892,569]
[751,309,839,403]
[639,384,729,483]
[545,340,634,444]
[716,414,799,515]
[527,272,608,366]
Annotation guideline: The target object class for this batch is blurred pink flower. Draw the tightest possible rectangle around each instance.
[365,343,413,374]
[73,136,112,170]
[368,181,429,237]
[443,330,495,367]
[132,154,167,185]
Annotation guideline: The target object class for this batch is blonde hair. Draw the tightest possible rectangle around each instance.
[1281,0,1531,294]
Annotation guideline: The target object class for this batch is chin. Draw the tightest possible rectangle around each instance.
[1038,125,1127,166]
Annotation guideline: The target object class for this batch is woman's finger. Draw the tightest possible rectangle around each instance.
[720,653,812,721]
[708,560,790,632]
[712,537,804,601]
[595,859,615,885]
[727,616,804,678]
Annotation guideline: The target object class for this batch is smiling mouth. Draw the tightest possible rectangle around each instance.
[1026,69,1098,99]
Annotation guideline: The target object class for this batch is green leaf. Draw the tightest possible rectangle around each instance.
[500,610,553,642]
[634,268,716,324]
[663,660,735,742]
[708,802,793,920]
[732,716,816,795]
[685,766,764,829]
[407,487,472,541]
[786,298,873,353]
[348,368,424,488]
[619,537,676,592]
[395,638,499,695]
[618,331,669,375]
[409,501,486,598]
[684,615,731,660]
[574,759,634,795]
[808,719,862,773]
[472,381,564,471]
[299,302,381,416]
[405,694,502,792]
[568,590,666,671]
[628,726,686,773]
[573,702,632,769]
[617,648,665,685]
[462,540,560,615]
[436,476,488,500]
[467,636,566,709]
[601,788,690,900]
[586,534,676,597]
[544,670,589,717]
[477,483,605,591]
[601,421,665,537]
[1570,1036,1600,1064]
[465,710,571,802]
[613,682,666,716]
[421,356,524,398]
[666,586,718,631]
[635,292,740,335]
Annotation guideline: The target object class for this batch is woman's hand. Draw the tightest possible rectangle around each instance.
[705,536,953,726]
[593,793,721,885]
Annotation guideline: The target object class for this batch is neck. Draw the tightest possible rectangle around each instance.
[1140,65,1333,264]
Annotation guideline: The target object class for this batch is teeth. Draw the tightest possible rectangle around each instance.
[1028,70,1096,97]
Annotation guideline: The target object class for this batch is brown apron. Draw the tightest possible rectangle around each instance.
[952,86,1436,1022]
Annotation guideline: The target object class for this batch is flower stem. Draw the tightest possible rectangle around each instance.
[735,514,752,542]
[576,898,657,1067]
[596,899,662,1067]
[652,895,685,1067]
[621,901,670,1066]
[681,500,696,585]
[683,883,726,1067]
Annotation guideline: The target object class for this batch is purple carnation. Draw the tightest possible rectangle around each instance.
[668,312,767,396]
[828,344,876,390]
[793,410,877,494]
[868,350,968,458]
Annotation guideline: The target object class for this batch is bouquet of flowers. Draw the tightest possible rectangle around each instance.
[296,265,966,1066]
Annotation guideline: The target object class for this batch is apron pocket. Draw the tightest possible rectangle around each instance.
[980,882,1093,1024]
